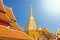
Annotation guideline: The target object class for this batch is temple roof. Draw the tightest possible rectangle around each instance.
[24,4,38,31]
[37,28,56,39]
[0,25,32,40]
[0,0,6,13]
[0,1,32,40]
[0,0,16,22]
[0,0,22,31]
[4,6,17,22]
[43,28,56,39]
[4,6,22,31]
[0,0,12,23]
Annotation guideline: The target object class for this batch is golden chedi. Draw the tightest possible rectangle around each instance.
[24,4,39,40]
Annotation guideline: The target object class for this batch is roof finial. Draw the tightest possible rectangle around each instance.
[31,3,32,11]
[30,3,33,17]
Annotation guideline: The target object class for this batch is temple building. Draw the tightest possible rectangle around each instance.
[0,0,32,40]
[37,28,56,40]
[24,4,56,40]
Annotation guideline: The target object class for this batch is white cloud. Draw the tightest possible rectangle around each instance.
[42,0,60,15]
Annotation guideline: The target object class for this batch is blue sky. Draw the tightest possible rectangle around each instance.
[3,0,60,34]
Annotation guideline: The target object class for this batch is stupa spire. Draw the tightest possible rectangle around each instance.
[30,3,33,17]
[24,3,38,31]
[30,4,34,20]
[31,3,32,12]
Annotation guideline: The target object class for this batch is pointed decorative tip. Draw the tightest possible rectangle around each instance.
[31,3,32,8]
[30,3,34,19]
[30,3,32,11]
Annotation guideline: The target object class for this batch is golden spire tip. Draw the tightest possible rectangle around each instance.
[30,3,32,11]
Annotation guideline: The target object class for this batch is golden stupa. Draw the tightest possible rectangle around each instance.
[24,4,56,40]
[24,4,39,40]
[0,0,32,40]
